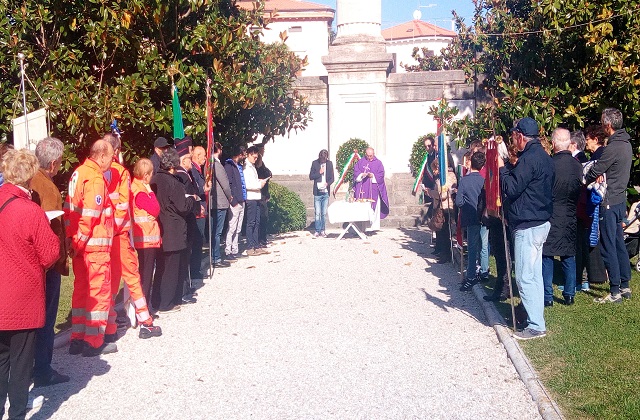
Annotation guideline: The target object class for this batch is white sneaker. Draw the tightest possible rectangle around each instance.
[313,232,320,238]
[27,394,44,409]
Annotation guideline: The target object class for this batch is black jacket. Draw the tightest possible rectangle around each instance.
[190,162,206,215]
[500,139,555,230]
[455,171,485,228]
[586,129,632,206]
[150,153,161,175]
[309,159,335,196]
[257,162,272,200]
[543,151,583,256]
[150,170,195,252]
[224,159,245,207]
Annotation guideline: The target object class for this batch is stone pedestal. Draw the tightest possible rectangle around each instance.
[322,0,393,162]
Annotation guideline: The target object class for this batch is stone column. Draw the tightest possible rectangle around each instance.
[322,0,393,165]
[334,0,385,45]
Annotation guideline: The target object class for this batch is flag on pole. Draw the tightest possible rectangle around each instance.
[205,81,214,184]
[332,151,361,198]
[172,85,185,140]
[437,117,446,187]
[412,153,430,195]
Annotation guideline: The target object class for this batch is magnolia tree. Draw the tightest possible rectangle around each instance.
[407,0,640,183]
[0,0,309,173]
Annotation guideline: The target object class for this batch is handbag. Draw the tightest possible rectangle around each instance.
[428,200,445,232]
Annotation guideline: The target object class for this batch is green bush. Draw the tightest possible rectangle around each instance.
[267,182,306,234]
[335,138,369,189]
[409,134,435,177]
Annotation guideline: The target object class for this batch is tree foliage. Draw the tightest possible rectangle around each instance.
[407,0,640,182]
[0,0,309,174]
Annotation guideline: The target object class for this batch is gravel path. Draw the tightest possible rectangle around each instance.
[26,228,541,419]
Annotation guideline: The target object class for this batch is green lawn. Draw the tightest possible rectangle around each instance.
[483,259,640,419]
[56,270,74,333]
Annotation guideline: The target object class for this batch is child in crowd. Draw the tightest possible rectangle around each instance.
[456,151,487,291]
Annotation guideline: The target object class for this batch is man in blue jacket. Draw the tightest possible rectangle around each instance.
[498,117,554,340]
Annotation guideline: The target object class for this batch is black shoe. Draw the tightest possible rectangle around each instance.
[563,295,575,306]
[82,342,118,357]
[181,296,197,305]
[435,257,451,264]
[544,300,553,307]
[139,323,162,339]
[226,254,238,261]
[68,339,86,355]
[483,292,506,302]
[33,370,70,388]
[104,333,118,343]
[214,260,231,268]
[460,278,477,291]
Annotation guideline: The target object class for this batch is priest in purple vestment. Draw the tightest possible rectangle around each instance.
[353,148,390,230]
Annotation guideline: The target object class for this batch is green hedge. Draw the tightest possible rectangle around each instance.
[335,138,369,189]
[267,182,306,234]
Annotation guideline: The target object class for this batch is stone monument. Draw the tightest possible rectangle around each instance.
[322,0,393,160]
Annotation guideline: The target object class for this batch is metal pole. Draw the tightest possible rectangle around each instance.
[18,53,29,145]
[500,206,517,331]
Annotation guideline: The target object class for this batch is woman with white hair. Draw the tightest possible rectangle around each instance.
[0,148,59,419]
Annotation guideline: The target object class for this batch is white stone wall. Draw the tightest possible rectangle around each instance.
[263,103,329,175]
[387,39,453,73]
[259,21,330,77]
[265,98,475,176]
[385,99,475,174]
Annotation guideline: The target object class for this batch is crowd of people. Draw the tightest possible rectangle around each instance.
[0,135,275,419]
[0,107,635,417]
[422,108,634,340]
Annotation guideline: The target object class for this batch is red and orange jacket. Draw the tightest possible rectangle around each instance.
[131,177,161,248]
[108,161,133,235]
[64,158,114,253]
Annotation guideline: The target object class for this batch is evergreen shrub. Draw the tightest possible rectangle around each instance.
[267,182,306,234]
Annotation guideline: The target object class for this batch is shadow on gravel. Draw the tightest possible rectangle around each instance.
[29,355,111,419]
[394,227,488,325]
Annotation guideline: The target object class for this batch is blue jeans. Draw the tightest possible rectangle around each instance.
[542,255,576,302]
[513,222,550,332]
[465,224,481,281]
[480,224,490,277]
[314,193,329,233]
[600,203,631,294]
[211,209,227,263]
[33,269,61,379]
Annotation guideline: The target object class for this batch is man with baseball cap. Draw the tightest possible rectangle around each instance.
[150,137,170,175]
[498,117,555,340]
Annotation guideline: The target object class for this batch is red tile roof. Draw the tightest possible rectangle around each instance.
[382,20,456,41]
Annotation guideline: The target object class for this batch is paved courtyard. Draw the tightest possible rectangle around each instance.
[25,228,540,419]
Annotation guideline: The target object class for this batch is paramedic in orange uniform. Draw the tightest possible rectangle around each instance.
[64,140,116,357]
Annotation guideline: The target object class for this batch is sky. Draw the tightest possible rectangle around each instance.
[309,0,476,32]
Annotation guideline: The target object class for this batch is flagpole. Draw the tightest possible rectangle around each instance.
[18,53,29,144]
[206,79,214,277]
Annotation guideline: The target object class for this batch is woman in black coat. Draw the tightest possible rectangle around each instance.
[542,137,583,306]
[150,148,196,313]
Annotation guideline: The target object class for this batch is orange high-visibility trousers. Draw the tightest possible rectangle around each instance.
[106,232,152,334]
[70,251,112,348]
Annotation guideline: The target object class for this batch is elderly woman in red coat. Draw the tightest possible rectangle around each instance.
[0,148,59,420]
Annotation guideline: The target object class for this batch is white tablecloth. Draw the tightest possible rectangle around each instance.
[328,201,374,224]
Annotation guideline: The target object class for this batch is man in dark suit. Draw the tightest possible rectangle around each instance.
[309,149,335,238]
